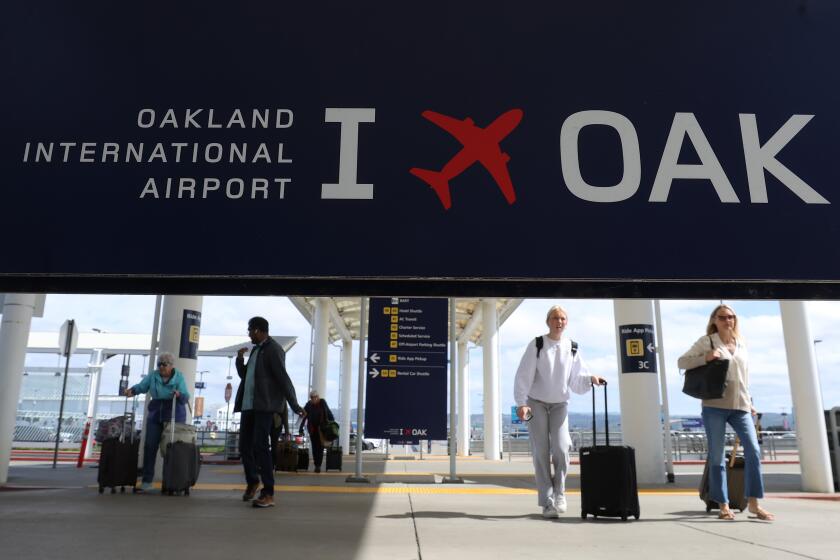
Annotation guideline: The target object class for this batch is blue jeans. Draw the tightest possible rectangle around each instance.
[240,410,275,495]
[701,406,764,504]
[142,419,164,484]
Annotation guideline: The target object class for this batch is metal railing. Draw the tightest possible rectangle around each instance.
[483,430,799,461]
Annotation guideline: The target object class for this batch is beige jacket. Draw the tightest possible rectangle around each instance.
[677,333,751,412]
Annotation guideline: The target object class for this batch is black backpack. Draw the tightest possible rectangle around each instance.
[535,336,577,357]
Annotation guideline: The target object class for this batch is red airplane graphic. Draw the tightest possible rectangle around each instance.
[410,109,523,210]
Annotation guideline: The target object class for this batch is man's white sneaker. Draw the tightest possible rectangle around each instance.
[555,495,567,514]
[542,504,560,519]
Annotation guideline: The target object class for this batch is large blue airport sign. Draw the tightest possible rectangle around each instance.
[2,1,840,293]
[364,298,448,443]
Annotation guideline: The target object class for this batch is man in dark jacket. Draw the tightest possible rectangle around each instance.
[235,316,303,508]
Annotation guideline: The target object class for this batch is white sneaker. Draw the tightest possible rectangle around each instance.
[542,504,559,519]
[554,495,567,514]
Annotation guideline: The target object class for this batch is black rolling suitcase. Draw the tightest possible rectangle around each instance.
[296,434,310,471]
[98,437,139,494]
[325,441,342,471]
[97,397,139,494]
[161,396,201,496]
[700,436,747,512]
[274,437,299,472]
[580,381,640,521]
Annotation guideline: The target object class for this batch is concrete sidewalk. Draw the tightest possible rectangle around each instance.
[1,455,837,560]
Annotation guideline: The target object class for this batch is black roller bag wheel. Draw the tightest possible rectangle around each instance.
[699,436,747,512]
[98,437,139,494]
[580,381,640,521]
[326,442,342,472]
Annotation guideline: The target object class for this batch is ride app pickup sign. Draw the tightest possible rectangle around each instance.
[618,324,657,374]
[364,297,448,444]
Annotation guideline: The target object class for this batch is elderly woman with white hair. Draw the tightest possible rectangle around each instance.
[298,390,335,473]
[514,305,606,519]
[124,352,191,493]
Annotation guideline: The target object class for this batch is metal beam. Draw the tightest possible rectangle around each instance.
[326,297,353,343]
[498,298,523,326]
[23,367,89,374]
[457,304,483,344]
[288,296,313,324]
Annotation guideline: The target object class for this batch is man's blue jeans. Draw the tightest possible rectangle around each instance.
[240,410,275,495]
[701,406,764,504]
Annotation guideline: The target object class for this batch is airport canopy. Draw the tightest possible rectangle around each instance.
[288,297,522,344]
[25,332,297,358]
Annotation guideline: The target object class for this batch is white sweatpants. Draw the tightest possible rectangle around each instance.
[527,397,571,507]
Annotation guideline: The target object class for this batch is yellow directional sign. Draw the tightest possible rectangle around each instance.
[626,339,644,357]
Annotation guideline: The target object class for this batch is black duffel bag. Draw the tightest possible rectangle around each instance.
[682,336,729,400]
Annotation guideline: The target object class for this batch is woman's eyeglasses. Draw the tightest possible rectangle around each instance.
[158,362,171,367]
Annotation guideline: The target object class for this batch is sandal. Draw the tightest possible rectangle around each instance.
[749,507,775,521]
[718,509,736,520]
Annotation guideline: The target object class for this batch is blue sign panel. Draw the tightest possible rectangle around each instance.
[2,2,840,289]
[680,418,704,430]
[618,324,657,374]
[179,310,201,360]
[364,298,447,444]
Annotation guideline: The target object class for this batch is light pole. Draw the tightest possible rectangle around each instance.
[467,345,485,447]
[813,339,823,369]
[813,338,826,413]
[197,370,209,398]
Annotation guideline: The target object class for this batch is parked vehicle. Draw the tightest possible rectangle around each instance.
[13,424,55,442]
[349,433,377,453]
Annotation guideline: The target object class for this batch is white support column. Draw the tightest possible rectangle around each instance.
[83,349,106,460]
[779,301,835,493]
[340,339,353,451]
[158,295,203,425]
[457,340,470,456]
[312,297,330,398]
[481,299,501,460]
[0,294,37,484]
[613,299,666,484]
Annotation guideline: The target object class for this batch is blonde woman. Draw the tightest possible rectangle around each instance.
[678,304,774,521]
[514,305,606,518]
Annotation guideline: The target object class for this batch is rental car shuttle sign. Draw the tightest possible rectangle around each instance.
[364,298,447,444]
[2,1,840,288]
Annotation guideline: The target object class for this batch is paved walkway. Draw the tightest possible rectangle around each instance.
[1,454,837,560]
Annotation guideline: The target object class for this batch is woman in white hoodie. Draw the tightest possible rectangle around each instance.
[514,305,606,519]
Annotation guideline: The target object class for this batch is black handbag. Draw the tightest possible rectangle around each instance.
[682,336,729,400]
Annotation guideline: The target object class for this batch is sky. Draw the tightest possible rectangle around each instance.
[13,294,840,423]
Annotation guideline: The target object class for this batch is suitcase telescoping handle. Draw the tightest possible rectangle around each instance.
[590,380,609,446]
[130,395,137,443]
[120,391,131,444]
[171,394,177,442]
[729,436,740,469]
[170,392,192,441]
